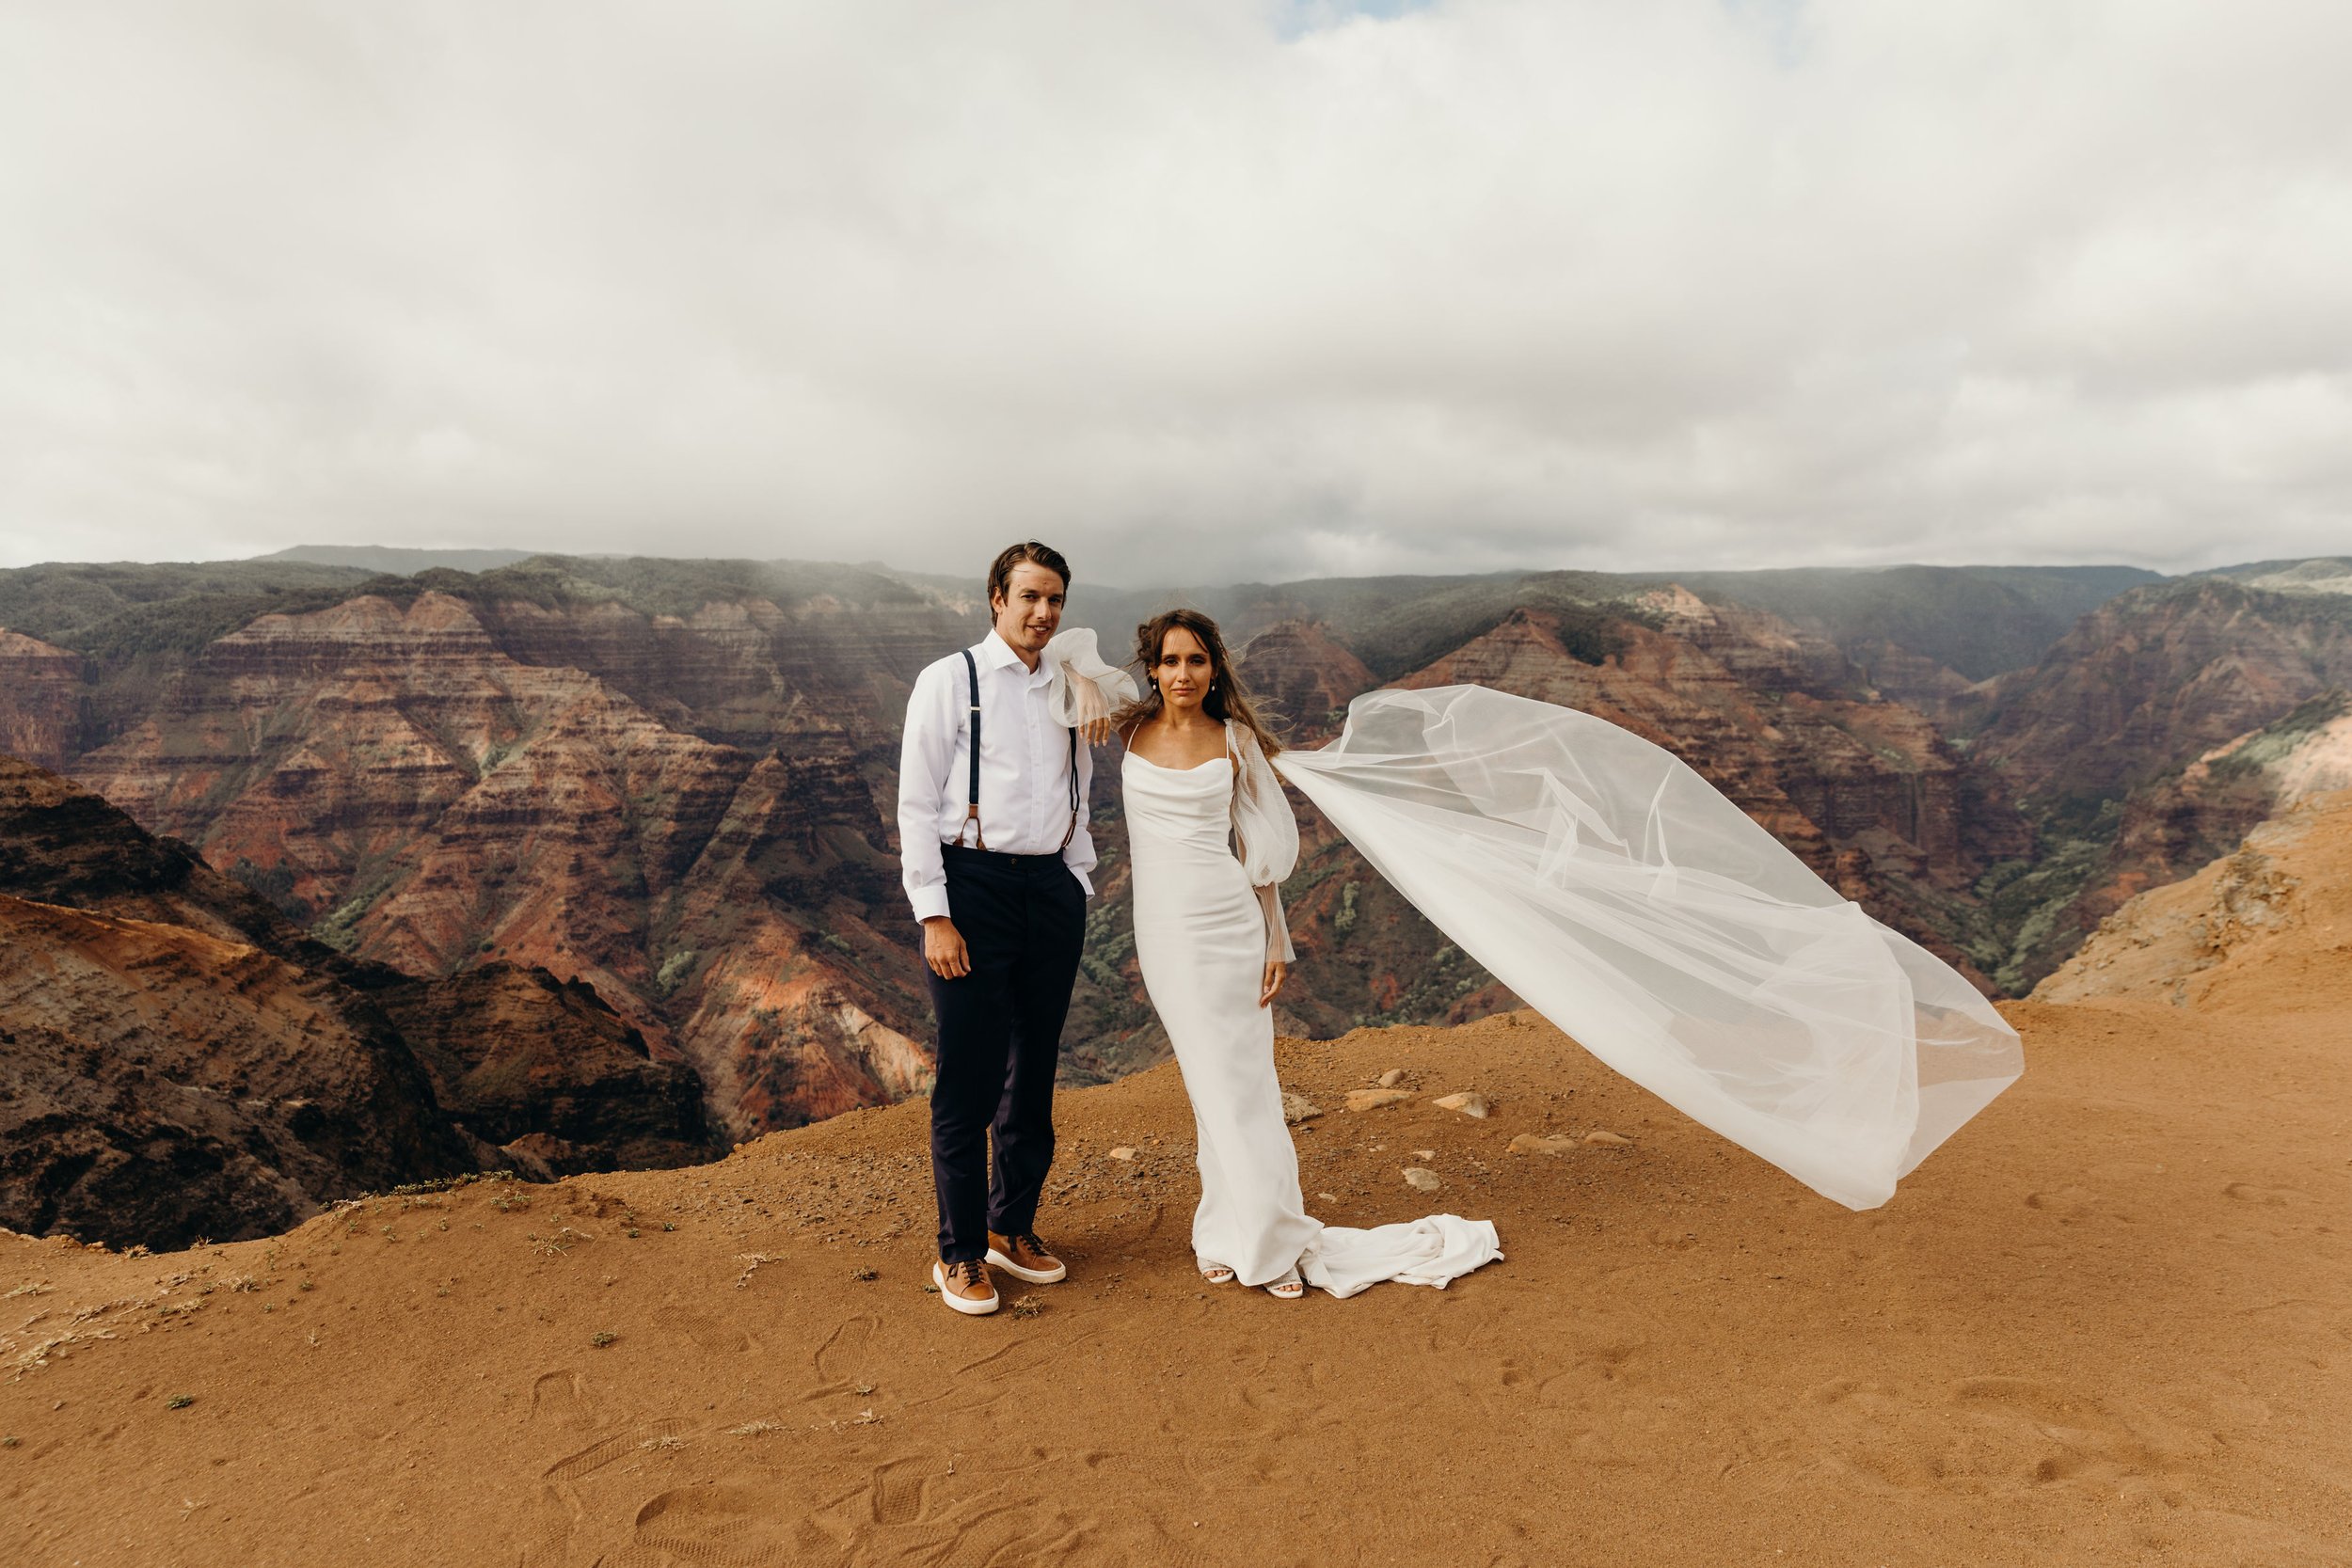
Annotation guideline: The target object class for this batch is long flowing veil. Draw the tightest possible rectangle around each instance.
[1272,686,2023,1211]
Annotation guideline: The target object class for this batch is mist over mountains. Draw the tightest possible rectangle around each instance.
[3,546,2347,1245]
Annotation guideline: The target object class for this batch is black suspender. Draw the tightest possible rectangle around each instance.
[951,647,1080,855]
[956,649,984,848]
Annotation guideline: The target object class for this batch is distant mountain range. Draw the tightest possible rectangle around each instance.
[258,545,584,574]
[3,548,2346,1246]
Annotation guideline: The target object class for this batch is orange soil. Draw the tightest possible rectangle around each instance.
[6,974,2346,1568]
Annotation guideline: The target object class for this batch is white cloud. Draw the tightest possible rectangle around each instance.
[2,0,2347,583]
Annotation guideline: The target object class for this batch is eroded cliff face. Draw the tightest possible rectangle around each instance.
[655,747,937,1133]
[0,756,721,1246]
[371,964,716,1178]
[1963,582,2352,990]
[58,588,961,1142]
[75,593,756,942]
[0,893,480,1250]
[0,628,88,772]
[2033,785,2352,1012]
[1236,622,1379,744]
[1973,580,2352,814]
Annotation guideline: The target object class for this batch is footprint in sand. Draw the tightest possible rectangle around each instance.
[521,1367,693,1568]
[1943,1375,2205,1496]
[654,1300,755,1355]
[901,1328,1104,1418]
[544,1418,692,1487]
[2222,1181,2307,1206]
[634,1483,800,1568]
[529,1369,596,1432]
[630,1454,1112,1566]
[806,1312,880,1400]
[866,1455,937,1527]
[2022,1185,2122,1221]
[1804,1377,1906,1415]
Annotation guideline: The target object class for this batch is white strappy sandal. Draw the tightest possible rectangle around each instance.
[1263,1265,1304,1301]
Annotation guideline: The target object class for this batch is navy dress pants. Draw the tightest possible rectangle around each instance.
[925,845,1086,1264]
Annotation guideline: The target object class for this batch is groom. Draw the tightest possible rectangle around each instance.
[898,540,1097,1317]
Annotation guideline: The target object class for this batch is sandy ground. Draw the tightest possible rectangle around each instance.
[7,946,2350,1568]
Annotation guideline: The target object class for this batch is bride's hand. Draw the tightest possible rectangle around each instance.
[1068,677,1115,746]
[1258,959,1287,1009]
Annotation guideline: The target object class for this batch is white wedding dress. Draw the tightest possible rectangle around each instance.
[1122,722,1503,1298]
[1045,628,2018,1280]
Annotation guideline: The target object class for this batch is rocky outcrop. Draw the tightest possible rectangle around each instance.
[372,964,719,1177]
[0,756,721,1245]
[658,747,939,1132]
[1640,585,1851,697]
[1846,639,1986,727]
[2033,786,2352,1012]
[1236,622,1379,744]
[0,628,87,772]
[0,893,482,1251]
[1972,579,2352,814]
[0,753,310,958]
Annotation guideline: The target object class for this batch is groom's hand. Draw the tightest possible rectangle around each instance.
[1259,959,1287,1009]
[923,916,971,980]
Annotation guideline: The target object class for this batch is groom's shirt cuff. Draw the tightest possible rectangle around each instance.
[910,882,953,924]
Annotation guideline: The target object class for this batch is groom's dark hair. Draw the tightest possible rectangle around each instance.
[986,541,1070,609]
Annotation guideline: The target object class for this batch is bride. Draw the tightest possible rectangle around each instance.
[1109,609,1503,1300]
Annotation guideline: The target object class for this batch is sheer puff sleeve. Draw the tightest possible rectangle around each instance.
[1228,721,1299,964]
[1045,627,1140,731]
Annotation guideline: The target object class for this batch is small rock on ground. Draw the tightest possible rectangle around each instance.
[1583,1130,1633,1147]
[1431,1092,1490,1118]
[1377,1068,1407,1088]
[1403,1167,1441,1192]
[1508,1133,1581,1156]
[1280,1091,1321,1124]
[1345,1088,1413,1112]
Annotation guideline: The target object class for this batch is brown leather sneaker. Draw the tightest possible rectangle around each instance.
[986,1230,1068,1285]
[933,1258,999,1316]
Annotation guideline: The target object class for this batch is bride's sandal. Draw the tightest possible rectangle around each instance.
[1263,1265,1305,1301]
[1199,1262,1238,1285]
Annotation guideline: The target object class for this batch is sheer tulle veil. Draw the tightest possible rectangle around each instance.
[1272,685,2023,1211]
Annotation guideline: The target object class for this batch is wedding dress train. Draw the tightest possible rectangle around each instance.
[1272,686,2024,1211]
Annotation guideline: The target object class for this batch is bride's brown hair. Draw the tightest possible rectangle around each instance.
[1114,608,1284,757]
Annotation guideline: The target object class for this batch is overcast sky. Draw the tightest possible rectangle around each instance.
[3,1,2348,584]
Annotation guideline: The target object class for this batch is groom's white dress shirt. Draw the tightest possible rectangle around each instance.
[898,628,1097,924]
